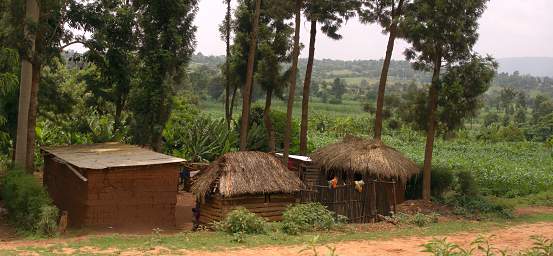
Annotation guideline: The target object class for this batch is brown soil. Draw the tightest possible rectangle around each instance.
[180,222,553,256]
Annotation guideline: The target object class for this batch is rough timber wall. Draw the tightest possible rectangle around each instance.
[199,194,297,224]
[44,155,180,228]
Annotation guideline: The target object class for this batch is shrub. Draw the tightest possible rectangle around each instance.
[456,170,479,197]
[405,167,455,199]
[385,212,439,227]
[214,207,267,235]
[1,169,59,236]
[447,195,513,219]
[281,203,342,235]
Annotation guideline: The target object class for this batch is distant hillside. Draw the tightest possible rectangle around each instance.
[497,57,553,77]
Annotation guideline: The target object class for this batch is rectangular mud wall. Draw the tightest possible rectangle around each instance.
[85,165,179,228]
[43,156,88,227]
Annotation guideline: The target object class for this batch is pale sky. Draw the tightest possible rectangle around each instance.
[193,0,553,60]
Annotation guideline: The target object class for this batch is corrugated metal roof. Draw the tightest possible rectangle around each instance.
[42,142,185,170]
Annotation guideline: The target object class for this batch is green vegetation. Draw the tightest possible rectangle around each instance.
[423,235,553,256]
[385,212,440,227]
[281,203,344,235]
[2,213,553,255]
[0,168,58,236]
[213,208,267,235]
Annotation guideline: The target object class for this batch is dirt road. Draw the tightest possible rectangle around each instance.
[1,221,551,255]
[179,222,553,256]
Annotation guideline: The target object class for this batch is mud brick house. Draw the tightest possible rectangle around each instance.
[42,142,185,228]
[191,151,304,224]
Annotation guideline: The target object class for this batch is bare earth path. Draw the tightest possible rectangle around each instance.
[178,222,553,256]
[1,207,552,255]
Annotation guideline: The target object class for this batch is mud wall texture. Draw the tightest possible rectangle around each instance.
[44,156,179,228]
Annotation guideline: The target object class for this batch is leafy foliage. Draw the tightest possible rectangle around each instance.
[422,235,553,256]
[164,115,236,162]
[281,203,344,235]
[214,207,267,236]
[0,168,58,236]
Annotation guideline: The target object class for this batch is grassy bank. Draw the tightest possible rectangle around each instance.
[3,212,553,255]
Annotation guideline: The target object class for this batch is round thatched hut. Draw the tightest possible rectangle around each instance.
[307,136,420,223]
[191,151,304,224]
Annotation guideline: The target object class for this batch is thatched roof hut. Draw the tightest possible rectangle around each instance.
[191,151,304,224]
[310,136,419,182]
[191,151,303,198]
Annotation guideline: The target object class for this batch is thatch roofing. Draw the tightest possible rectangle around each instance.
[191,151,304,198]
[310,136,420,182]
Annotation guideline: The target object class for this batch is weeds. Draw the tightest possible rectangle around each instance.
[299,235,338,256]
[385,212,439,227]
[422,235,553,256]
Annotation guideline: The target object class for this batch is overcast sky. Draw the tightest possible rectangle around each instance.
[193,0,553,60]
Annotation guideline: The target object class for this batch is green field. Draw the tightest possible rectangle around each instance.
[200,98,367,119]
[198,97,553,198]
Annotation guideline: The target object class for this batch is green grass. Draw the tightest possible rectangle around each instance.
[200,97,366,119]
[383,133,553,197]
[3,213,553,255]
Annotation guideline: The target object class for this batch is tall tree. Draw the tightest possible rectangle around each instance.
[14,0,39,170]
[282,0,301,163]
[221,0,233,129]
[11,0,70,171]
[299,0,358,155]
[401,0,489,200]
[76,0,136,134]
[359,0,407,140]
[238,0,261,151]
[257,15,293,152]
[129,0,198,152]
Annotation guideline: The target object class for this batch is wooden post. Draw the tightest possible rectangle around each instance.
[372,180,377,222]
[392,180,397,214]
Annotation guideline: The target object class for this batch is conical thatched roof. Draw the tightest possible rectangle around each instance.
[191,151,304,198]
[310,136,420,182]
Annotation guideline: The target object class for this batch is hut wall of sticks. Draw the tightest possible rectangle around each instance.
[42,143,185,228]
[191,151,304,224]
[303,136,420,223]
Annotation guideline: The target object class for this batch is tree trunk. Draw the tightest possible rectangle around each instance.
[239,0,261,151]
[229,83,238,120]
[113,98,123,133]
[299,19,317,155]
[422,55,442,201]
[224,0,232,129]
[14,0,39,171]
[283,0,301,163]
[263,88,276,152]
[25,63,40,172]
[373,0,404,140]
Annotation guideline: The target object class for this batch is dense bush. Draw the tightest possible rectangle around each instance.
[446,195,513,219]
[281,203,344,235]
[238,106,300,152]
[456,170,479,197]
[214,207,267,235]
[405,167,455,199]
[1,169,59,236]
[164,115,236,162]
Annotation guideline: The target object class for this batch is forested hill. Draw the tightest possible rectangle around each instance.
[191,53,553,96]
[497,57,553,77]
